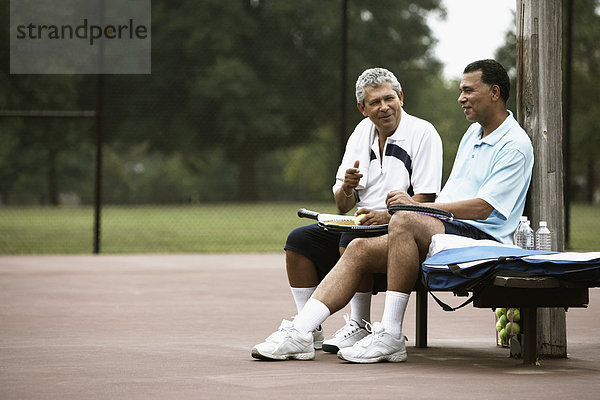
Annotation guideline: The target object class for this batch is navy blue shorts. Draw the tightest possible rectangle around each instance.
[284,223,385,282]
[441,219,497,241]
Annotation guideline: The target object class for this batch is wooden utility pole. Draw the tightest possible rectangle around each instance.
[516,0,566,358]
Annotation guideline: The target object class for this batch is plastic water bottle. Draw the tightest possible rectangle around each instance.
[535,221,552,251]
[524,220,535,250]
[514,216,535,250]
[513,216,527,247]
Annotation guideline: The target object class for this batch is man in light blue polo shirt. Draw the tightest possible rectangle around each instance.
[251,60,534,364]
[434,108,533,244]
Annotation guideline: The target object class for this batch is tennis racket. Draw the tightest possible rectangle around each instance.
[388,204,454,221]
[297,208,388,233]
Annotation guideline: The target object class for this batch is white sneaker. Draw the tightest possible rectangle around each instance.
[322,314,369,353]
[337,322,407,363]
[313,325,324,350]
[251,319,315,361]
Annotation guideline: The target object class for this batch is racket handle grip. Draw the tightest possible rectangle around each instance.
[298,208,319,220]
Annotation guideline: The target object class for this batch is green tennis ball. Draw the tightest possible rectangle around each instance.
[498,314,508,327]
[499,328,508,345]
[506,322,521,334]
[355,214,367,225]
[496,319,504,332]
[495,308,506,318]
[505,322,514,333]
[507,308,520,322]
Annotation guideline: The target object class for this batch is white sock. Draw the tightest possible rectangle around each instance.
[381,291,410,340]
[349,292,371,326]
[290,286,316,314]
[292,298,331,334]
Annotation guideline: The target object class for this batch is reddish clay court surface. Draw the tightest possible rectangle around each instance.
[1,254,599,399]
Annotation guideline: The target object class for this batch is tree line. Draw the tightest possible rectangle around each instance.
[0,0,597,205]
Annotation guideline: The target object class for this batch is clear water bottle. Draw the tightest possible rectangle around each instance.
[513,216,527,247]
[523,220,535,250]
[535,221,552,251]
[514,216,535,250]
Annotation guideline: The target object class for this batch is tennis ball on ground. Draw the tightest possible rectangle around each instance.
[499,328,508,345]
[496,319,505,332]
[507,308,520,322]
[495,308,506,318]
[498,314,508,327]
[505,322,521,334]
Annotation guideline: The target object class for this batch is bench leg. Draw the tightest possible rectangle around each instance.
[416,289,427,348]
[521,306,537,364]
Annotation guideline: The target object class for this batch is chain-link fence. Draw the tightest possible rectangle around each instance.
[1,0,598,254]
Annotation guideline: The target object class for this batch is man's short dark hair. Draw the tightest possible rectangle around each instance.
[464,59,510,104]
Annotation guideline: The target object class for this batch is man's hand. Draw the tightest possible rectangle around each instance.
[385,190,419,208]
[355,208,391,225]
[342,160,363,196]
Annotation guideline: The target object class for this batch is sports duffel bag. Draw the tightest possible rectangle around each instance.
[421,244,600,311]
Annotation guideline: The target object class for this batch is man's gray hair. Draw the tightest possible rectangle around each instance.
[355,68,402,105]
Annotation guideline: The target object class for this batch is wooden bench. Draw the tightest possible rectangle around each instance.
[414,275,590,364]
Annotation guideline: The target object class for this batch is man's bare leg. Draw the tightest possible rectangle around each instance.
[252,236,388,361]
[337,212,445,363]
[312,235,388,314]
[285,250,320,318]
[387,211,445,293]
[339,246,374,327]
[286,247,373,321]
[377,211,445,340]
[285,247,375,352]
[286,250,319,287]
[293,235,387,336]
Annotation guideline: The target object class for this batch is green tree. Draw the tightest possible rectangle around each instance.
[1,0,445,204]
[495,3,600,203]
[411,75,470,184]
[494,21,518,114]
[105,0,444,201]
[0,0,95,205]
[565,0,600,202]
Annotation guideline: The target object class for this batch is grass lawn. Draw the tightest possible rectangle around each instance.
[568,203,600,251]
[0,203,598,254]
[0,203,339,254]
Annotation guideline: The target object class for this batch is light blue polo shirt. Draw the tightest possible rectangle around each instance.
[436,111,534,244]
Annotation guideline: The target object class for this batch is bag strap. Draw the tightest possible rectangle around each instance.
[447,263,468,278]
[427,289,476,312]
[424,257,519,312]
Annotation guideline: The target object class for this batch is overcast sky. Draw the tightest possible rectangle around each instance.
[429,0,516,79]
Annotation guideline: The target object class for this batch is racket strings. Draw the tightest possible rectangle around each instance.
[327,220,357,226]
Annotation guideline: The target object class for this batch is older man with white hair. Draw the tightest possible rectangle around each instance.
[259,67,443,358]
